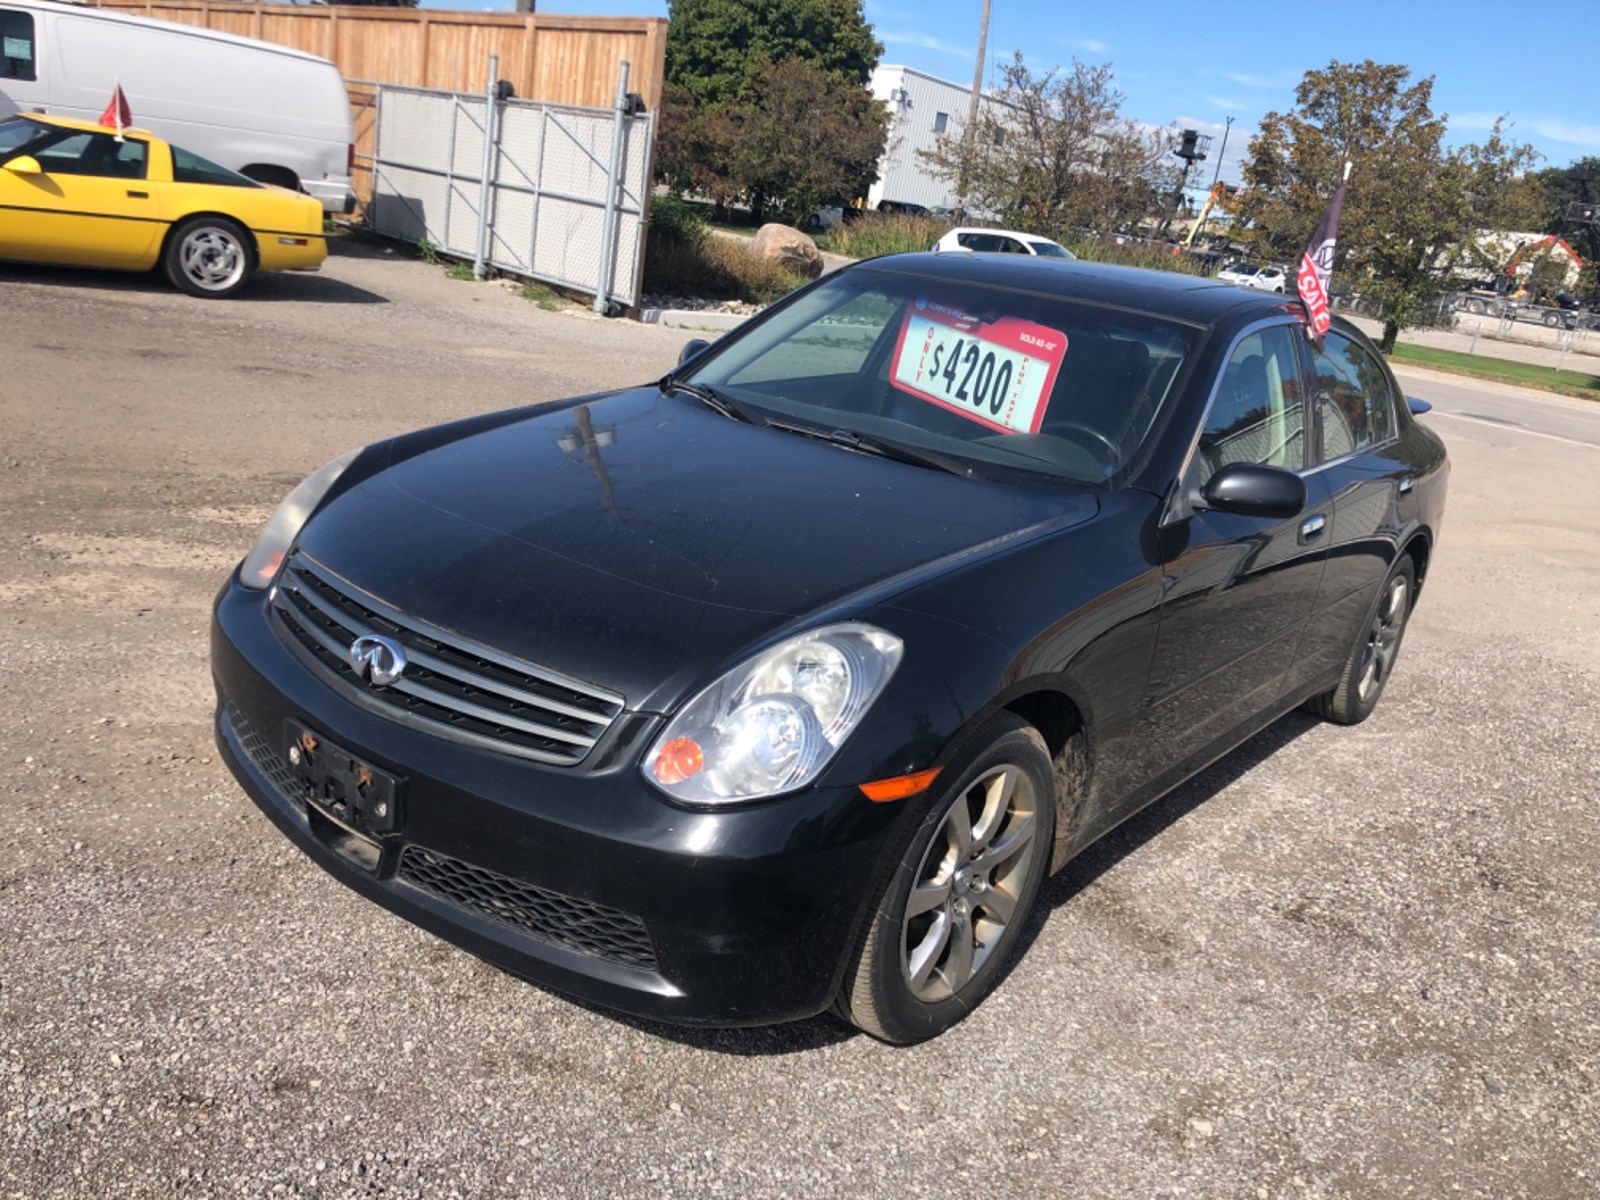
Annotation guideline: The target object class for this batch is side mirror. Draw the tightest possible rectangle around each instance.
[1198,462,1307,520]
[678,337,711,366]
[1405,395,1432,415]
[4,155,42,176]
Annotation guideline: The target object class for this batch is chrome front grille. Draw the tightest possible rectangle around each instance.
[269,554,624,765]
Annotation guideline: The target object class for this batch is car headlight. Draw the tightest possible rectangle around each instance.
[644,623,904,804]
[238,448,361,589]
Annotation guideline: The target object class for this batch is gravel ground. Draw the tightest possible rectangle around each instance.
[1,242,1597,1199]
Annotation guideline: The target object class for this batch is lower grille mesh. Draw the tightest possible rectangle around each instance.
[397,846,657,972]
[227,705,296,801]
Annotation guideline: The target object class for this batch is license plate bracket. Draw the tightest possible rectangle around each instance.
[284,720,404,839]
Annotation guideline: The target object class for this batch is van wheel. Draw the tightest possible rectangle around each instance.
[165,217,255,298]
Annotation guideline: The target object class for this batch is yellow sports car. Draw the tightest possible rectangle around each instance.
[0,113,326,298]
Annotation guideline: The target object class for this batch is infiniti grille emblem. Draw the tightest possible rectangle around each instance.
[348,633,408,687]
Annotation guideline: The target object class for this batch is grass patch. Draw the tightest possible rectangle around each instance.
[644,203,808,304]
[518,281,563,311]
[1388,343,1600,401]
[445,262,476,281]
[814,214,951,258]
[673,197,765,236]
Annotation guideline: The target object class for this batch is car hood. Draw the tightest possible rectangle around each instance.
[296,387,1096,710]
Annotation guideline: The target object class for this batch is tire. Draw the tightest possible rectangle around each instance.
[1305,555,1417,725]
[1466,298,1486,315]
[1543,311,1561,328]
[164,215,255,298]
[836,712,1057,1044]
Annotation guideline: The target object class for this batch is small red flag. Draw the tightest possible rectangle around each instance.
[98,83,132,140]
[1296,161,1351,342]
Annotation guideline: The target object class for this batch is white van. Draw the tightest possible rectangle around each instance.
[0,0,353,212]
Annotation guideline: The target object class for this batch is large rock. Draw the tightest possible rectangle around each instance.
[751,223,824,279]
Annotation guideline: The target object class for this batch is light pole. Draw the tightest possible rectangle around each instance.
[957,0,992,214]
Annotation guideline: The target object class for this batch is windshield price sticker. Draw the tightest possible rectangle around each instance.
[890,304,1068,435]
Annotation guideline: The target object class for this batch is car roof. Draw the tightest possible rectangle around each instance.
[857,253,1298,327]
[15,113,159,141]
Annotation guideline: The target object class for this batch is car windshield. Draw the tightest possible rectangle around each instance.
[0,117,49,157]
[1027,240,1075,259]
[681,268,1197,487]
[1224,262,1257,275]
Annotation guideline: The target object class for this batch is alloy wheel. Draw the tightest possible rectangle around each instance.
[1358,574,1409,702]
[179,226,247,293]
[901,763,1042,1003]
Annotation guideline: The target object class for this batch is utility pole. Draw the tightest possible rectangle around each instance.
[957,0,992,214]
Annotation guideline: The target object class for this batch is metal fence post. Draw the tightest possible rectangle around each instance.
[593,60,630,316]
[474,54,500,280]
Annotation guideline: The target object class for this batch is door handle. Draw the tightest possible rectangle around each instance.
[127,190,149,199]
[1398,475,1414,495]
[1299,514,1326,543]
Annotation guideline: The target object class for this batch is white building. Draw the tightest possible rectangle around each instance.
[866,64,1007,212]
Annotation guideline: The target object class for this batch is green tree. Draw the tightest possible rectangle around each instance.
[1234,61,1539,351]
[664,0,881,107]
[1530,156,1600,265]
[730,58,888,221]
[919,53,1180,236]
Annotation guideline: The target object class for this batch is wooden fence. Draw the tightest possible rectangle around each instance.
[92,2,667,113]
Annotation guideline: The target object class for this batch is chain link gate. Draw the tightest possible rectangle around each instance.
[367,63,654,311]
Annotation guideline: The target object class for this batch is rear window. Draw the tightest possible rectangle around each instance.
[171,145,259,188]
[684,269,1197,487]
[1,9,35,81]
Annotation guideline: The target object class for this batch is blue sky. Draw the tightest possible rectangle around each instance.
[436,0,1596,182]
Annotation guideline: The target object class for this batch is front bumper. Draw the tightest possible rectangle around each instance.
[211,574,910,1026]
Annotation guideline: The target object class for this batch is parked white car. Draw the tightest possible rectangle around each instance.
[932,227,1076,258]
[0,0,354,212]
[1218,261,1290,293]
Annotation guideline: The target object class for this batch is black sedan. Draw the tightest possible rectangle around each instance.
[212,255,1447,1043]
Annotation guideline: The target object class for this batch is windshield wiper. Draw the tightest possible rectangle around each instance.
[768,421,977,480]
[659,377,767,426]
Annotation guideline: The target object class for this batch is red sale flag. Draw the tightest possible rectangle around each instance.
[98,81,132,142]
[1296,161,1351,342]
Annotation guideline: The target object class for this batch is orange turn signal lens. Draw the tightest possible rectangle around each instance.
[859,767,942,803]
[652,737,705,785]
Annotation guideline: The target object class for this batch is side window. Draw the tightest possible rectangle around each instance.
[1307,331,1394,462]
[170,145,256,187]
[1,9,35,81]
[1196,325,1306,482]
[33,132,149,180]
[999,237,1029,254]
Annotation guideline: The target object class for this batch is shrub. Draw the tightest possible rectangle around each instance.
[815,214,951,259]
[644,233,808,304]
[1062,234,1215,276]
[648,194,709,248]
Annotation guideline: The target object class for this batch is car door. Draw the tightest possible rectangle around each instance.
[1136,320,1333,777]
[1287,328,1408,687]
[1,129,159,268]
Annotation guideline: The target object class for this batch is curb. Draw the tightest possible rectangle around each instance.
[637,309,749,332]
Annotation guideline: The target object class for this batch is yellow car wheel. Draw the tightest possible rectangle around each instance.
[165,216,255,299]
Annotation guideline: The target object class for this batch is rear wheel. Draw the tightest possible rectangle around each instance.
[165,216,255,299]
[1306,556,1416,725]
[836,713,1056,1044]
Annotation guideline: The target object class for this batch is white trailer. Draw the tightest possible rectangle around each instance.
[866,64,1009,213]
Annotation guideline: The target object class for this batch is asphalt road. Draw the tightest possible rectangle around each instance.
[2,246,1597,1199]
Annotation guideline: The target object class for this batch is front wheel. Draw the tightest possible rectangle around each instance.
[836,713,1056,1043]
[165,216,255,298]
[1306,556,1416,725]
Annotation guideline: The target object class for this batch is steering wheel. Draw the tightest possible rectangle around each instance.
[1045,421,1122,469]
